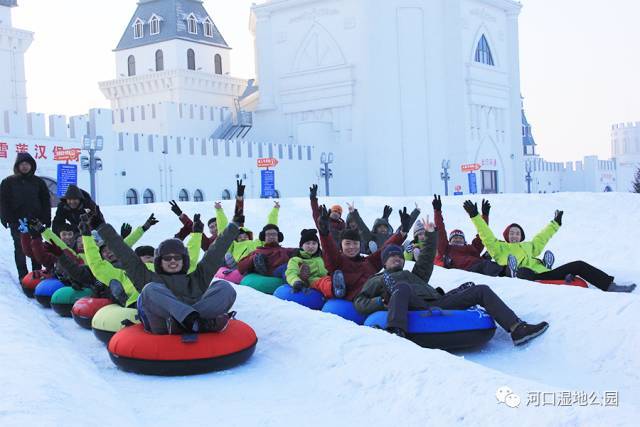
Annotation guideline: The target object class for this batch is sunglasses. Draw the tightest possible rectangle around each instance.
[161,255,182,262]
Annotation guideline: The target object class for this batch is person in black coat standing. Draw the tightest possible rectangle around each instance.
[52,184,95,234]
[0,153,51,279]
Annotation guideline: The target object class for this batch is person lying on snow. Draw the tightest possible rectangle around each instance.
[309,184,345,245]
[347,202,421,254]
[94,211,242,335]
[52,184,96,235]
[285,229,330,293]
[465,201,636,293]
[354,219,550,345]
[314,205,411,300]
[431,195,504,277]
[237,224,296,278]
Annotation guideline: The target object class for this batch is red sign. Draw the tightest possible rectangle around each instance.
[461,163,481,173]
[257,157,278,168]
[53,146,81,162]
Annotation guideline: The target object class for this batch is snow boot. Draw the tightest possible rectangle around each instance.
[542,250,555,269]
[332,270,347,299]
[564,274,575,285]
[109,279,128,307]
[507,255,518,278]
[511,321,549,346]
[253,254,269,276]
[292,281,305,293]
[200,311,236,333]
[607,283,637,293]
[386,327,407,338]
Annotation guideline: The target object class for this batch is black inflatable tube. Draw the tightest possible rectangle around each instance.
[72,314,93,330]
[93,328,115,344]
[51,303,73,318]
[35,295,52,308]
[409,328,496,350]
[22,286,35,298]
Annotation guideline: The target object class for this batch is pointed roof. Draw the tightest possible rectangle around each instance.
[521,105,536,147]
[115,0,229,51]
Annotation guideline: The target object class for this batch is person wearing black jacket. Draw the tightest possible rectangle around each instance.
[0,153,51,279]
[52,185,95,234]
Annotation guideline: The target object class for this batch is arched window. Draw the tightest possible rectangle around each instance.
[221,189,231,200]
[203,18,214,38]
[155,49,164,71]
[143,189,155,204]
[474,34,494,66]
[127,55,136,76]
[187,49,196,70]
[178,189,189,201]
[214,54,222,75]
[193,189,204,202]
[150,15,160,35]
[187,14,198,34]
[133,18,144,39]
[126,189,139,205]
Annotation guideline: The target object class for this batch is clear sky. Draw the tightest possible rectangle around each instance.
[11,0,640,161]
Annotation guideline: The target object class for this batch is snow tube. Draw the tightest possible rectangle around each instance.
[20,270,49,298]
[91,304,139,344]
[108,321,258,376]
[214,267,244,284]
[240,274,283,295]
[322,299,367,325]
[364,308,497,350]
[71,297,113,329]
[273,285,325,310]
[50,287,93,317]
[34,279,65,308]
[536,278,588,288]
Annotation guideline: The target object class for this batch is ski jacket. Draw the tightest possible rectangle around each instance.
[52,185,96,234]
[434,209,488,271]
[285,250,328,286]
[0,153,51,226]
[237,242,297,276]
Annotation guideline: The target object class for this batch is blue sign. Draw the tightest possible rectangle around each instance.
[453,191,463,196]
[468,172,477,195]
[57,164,78,197]
[261,169,276,198]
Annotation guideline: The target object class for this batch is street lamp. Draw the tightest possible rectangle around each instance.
[525,161,533,194]
[81,135,104,201]
[320,152,334,197]
[440,159,451,196]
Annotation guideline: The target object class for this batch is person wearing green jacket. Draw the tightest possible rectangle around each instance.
[285,229,329,293]
[464,201,636,293]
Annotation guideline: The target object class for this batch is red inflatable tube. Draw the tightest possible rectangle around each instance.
[71,297,113,329]
[20,270,50,298]
[536,278,588,288]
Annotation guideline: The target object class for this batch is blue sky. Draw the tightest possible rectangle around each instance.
[12,0,640,161]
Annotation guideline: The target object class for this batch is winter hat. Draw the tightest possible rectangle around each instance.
[299,229,319,248]
[340,228,361,242]
[449,229,466,242]
[135,245,155,258]
[63,184,84,200]
[237,227,254,241]
[413,221,425,237]
[330,205,343,216]
[381,244,404,265]
[154,238,189,274]
[502,223,526,242]
[372,218,392,235]
[207,217,217,226]
[259,224,284,242]
[58,222,77,234]
[13,152,37,175]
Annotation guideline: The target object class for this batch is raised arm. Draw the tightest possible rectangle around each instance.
[186,217,204,274]
[432,195,449,258]
[192,222,240,291]
[267,202,279,225]
[316,205,341,272]
[412,227,437,283]
[349,209,373,245]
[530,212,561,257]
[42,227,77,257]
[309,184,320,221]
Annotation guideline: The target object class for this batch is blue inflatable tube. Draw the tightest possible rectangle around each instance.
[273,285,325,310]
[34,279,66,308]
[321,299,367,325]
[364,307,497,350]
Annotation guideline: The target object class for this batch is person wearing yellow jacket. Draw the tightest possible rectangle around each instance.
[285,229,330,293]
[465,200,636,293]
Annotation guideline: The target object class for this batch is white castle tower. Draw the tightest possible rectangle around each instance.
[0,0,32,117]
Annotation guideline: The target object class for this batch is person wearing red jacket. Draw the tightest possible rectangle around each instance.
[433,195,504,277]
[237,224,296,277]
[313,205,410,300]
[309,184,345,245]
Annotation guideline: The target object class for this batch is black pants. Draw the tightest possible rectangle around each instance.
[387,283,519,332]
[517,261,613,291]
[468,259,506,277]
[9,224,41,279]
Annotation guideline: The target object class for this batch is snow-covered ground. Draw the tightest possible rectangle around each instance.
[1,192,638,426]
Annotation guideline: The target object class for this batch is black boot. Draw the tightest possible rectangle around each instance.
[181,311,201,333]
[200,311,236,333]
[511,321,549,346]
[109,279,128,307]
[332,270,346,299]
[253,254,269,276]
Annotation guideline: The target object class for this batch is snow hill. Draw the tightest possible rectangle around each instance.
[1,193,638,427]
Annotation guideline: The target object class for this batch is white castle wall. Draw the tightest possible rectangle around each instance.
[611,122,640,192]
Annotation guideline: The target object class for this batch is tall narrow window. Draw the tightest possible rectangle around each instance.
[474,34,494,66]
[133,18,144,39]
[179,189,189,201]
[187,49,196,70]
[194,189,204,202]
[214,54,222,75]
[203,18,214,38]
[126,189,139,205]
[127,55,136,76]
[143,189,155,204]
[187,14,198,34]
[150,15,160,35]
[155,49,164,71]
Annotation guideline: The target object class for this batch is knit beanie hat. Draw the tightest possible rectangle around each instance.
[207,217,216,226]
[381,244,404,265]
[449,229,466,242]
[135,245,155,258]
[340,228,361,242]
[154,238,189,274]
[413,220,425,237]
[299,229,319,248]
[330,205,343,216]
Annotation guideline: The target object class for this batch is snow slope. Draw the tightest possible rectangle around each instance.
[1,192,638,426]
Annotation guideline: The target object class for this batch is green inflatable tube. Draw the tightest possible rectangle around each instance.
[240,274,284,295]
[50,287,93,317]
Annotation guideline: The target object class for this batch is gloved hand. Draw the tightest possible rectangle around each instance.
[481,199,491,216]
[317,205,330,236]
[89,206,105,229]
[193,214,204,233]
[236,179,245,198]
[28,218,46,235]
[432,195,442,211]
[120,223,132,239]
[382,205,393,220]
[169,200,182,216]
[142,213,158,231]
[292,281,307,293]
[224,253,237,269]
[399,207,411,233]
[299,263,311,283]
[463,200,479,218]
[18,218,29,234]
[232,210,245,227]
[554,210,563,226]
[78,214,92,236]
[309,184,318,200]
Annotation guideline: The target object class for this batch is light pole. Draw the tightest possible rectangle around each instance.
[81,136,104,201]
[320,152,334,197]
[440,159,451,196]
[525,161,533,194]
